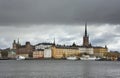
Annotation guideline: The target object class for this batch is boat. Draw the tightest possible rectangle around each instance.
[66,56,78,60]
[80,55,97,60]
[16,55,25,60]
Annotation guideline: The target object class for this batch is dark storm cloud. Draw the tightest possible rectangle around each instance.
[0,0,120,25]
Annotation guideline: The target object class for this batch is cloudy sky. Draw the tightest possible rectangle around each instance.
[0,0,120,51]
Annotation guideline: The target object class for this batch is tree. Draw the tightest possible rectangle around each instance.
[1,50,8,59]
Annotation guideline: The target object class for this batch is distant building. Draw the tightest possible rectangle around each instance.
[33,49,44,59]
[44,47,52,58]
[93,46,108,57]
[35,42,54,58]
[52,45,80,59]
[8,49,16,59]
[79,47,94,55]
[83,22,91,47]
[12,40,34,58]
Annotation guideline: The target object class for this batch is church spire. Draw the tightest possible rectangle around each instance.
[83,21,89,47]
[17,38,19,44]
[53,37,55,45]
[85,21,87,36]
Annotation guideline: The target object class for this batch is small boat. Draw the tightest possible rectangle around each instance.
[95,57,101,61]
[66,56,78,60]
[80,55,96,61]
[16,55,25,60]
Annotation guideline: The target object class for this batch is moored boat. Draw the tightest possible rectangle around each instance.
[16,55,25,60]
[66,56,78,60]
[80,55,97,60]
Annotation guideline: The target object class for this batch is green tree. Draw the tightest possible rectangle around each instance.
[1,50,8,59]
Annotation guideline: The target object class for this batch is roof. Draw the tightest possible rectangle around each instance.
[35,42,54,46]
[35,49,44,51]
[93,46,105,48]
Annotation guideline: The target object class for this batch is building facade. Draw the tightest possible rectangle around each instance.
[93,46,108,57]
[33,49,44,59]
[79,47,94,55]
[52,45,80,59]
[12,40,34,58]
[44,47,52,58]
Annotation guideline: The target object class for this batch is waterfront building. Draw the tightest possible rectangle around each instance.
[93,46,108,57]
[79,47,94,55]
[44,47,52,58]
[33,49,44,59]
[12,40,34,58]
[104,51,120,61]
[35,42,54,58]
[8,49,16,59]
[52,45,80,59]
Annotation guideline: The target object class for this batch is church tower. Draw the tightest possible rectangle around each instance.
[13,40,17,49]
[53,37,56,46]
[83,22,89,47]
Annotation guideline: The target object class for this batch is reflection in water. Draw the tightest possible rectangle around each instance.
[0,60,120,78]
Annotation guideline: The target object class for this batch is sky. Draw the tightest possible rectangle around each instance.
[0,0,120,51]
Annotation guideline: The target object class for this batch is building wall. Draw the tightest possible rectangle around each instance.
[35,44,52,50]
[33,50,44,59]
[52,47,64,59]
[93,47,108,57]
[79,47,94,55]
[83,36,89,47]
[52,46,80,59]
[16,42,34,58]
[44,48,52,58]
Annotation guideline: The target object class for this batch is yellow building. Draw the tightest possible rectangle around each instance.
[33,49,44,59]
[93,46,108,57]
[52,45,80,59]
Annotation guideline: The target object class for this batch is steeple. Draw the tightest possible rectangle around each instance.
[17,38,19,44]
[13,40,16,44]
[83,22,89,47]
[53,37,56,45]
[85,21,87,36]
[13,40,17,49]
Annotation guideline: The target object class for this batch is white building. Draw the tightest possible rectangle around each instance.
[44,47,52,58]
[35,43,53,59]
[79,47,94,55]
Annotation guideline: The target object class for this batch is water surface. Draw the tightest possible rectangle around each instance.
[0,60,120,78]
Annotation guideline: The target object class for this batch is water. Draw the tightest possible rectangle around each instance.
[0,60,120,78]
